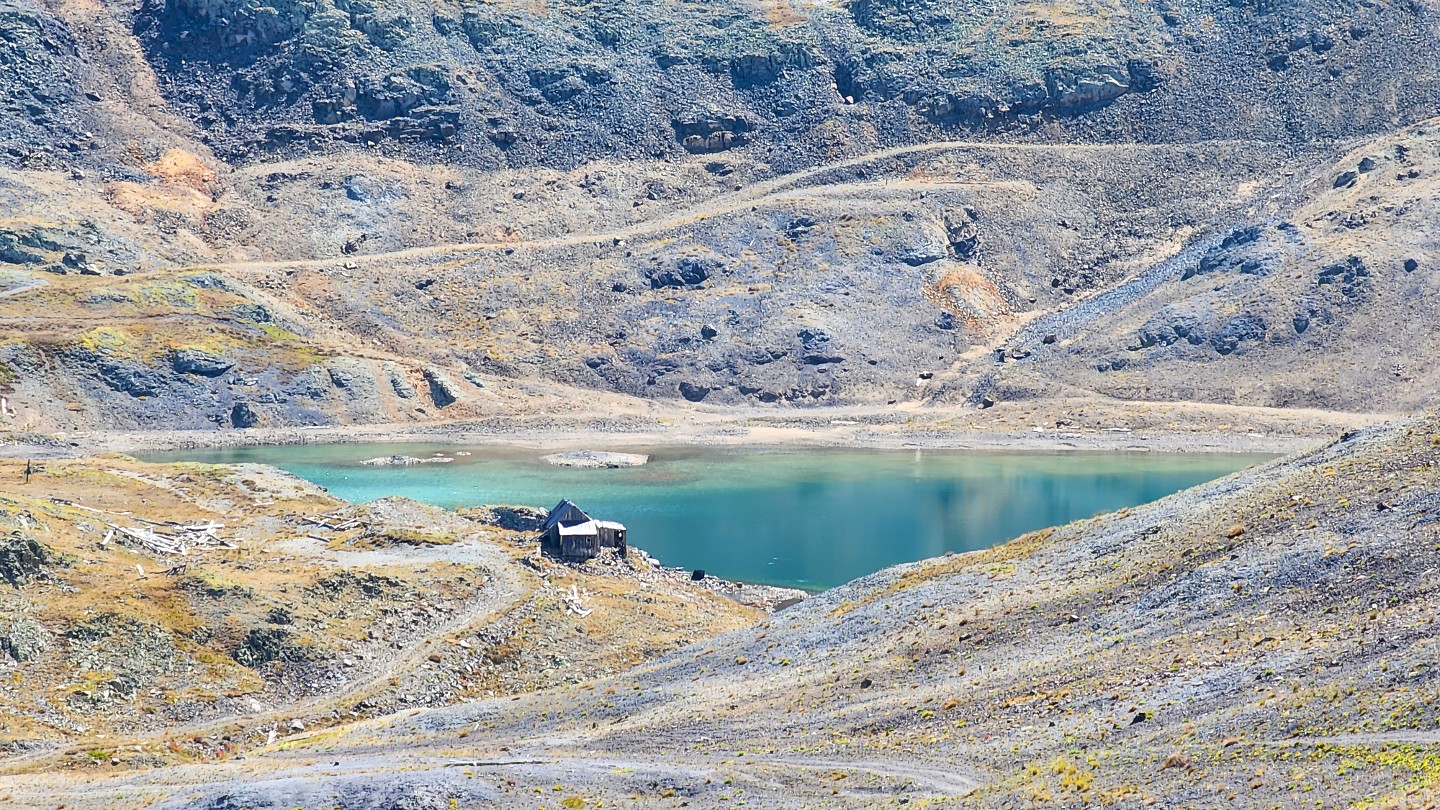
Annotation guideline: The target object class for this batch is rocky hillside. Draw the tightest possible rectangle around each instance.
[1,0,1438,429]
[0,456,760,764]
[954,118,1440,412]
[11,0,1440,174]
[6,412,1437,807]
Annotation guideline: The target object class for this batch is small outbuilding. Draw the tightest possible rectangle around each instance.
[539,499,627,561]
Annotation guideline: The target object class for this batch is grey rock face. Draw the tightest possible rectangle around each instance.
[172,348,235,377]
[422,368,459,408]
[384,362,417,398]
[93,357,166,398]
[87,0,1436,177]
[324,358,384,421]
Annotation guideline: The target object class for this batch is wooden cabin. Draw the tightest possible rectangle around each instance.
[540,499,627,561]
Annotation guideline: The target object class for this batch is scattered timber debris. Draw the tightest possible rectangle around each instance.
[563,583,593,617]
[45,496,235,556]
[303,511,366,532]
[105,520,232,556]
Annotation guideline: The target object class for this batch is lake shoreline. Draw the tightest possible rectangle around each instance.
[127,437,1280,590]
[15,405,1373,460]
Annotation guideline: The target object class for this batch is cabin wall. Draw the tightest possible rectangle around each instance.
[560,533,600,560]
[596,526,627,556]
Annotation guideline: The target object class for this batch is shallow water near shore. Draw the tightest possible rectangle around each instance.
[145,444,1268,589]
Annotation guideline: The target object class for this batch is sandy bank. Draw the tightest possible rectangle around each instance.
[2,399,1392,459]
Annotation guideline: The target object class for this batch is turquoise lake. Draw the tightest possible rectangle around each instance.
[144,444,1267,589]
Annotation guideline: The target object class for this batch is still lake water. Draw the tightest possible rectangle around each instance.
[145,444,1266,589]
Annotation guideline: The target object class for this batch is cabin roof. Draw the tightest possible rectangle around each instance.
[542,499,592,532]
[594,520,626,530]
[556,520,599,536]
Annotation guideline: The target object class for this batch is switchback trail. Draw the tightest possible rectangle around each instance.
[181,138,1276,276]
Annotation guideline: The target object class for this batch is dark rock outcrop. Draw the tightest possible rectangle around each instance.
[1136,312,1207,349]
[172,348,234,377]
[0,531,51,587]
[678,381,710,402]
[1209,314,1267,356]
[0,614,49,662]
[230,402,260,428]
[234,626,315,667]
[423,368,459,408]
[1316,256,1370,299]
[647,256,719,289]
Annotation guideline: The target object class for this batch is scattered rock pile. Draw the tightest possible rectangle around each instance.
[540,450,649,468]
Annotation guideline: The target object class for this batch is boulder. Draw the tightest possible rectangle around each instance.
[647,256,719,289]
[230,402,260,428]
[172,348,234,377]
[899,237,948,266]
[678,381,711,402]
[1044,63,1131,111]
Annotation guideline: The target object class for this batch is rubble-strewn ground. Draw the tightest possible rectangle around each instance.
[6,410,1439,808]
[0,456,764,777]
[4,0,1440,806]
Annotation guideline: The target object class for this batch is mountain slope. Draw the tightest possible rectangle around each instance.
[14,0,1440,173]
[1,0,1439,430]
[6,412,1437,807]
[974,118,1440,412]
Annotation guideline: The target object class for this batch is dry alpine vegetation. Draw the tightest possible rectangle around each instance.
[0,457,763,787]
[4,0,1440,806]
[2,413,1438,808]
